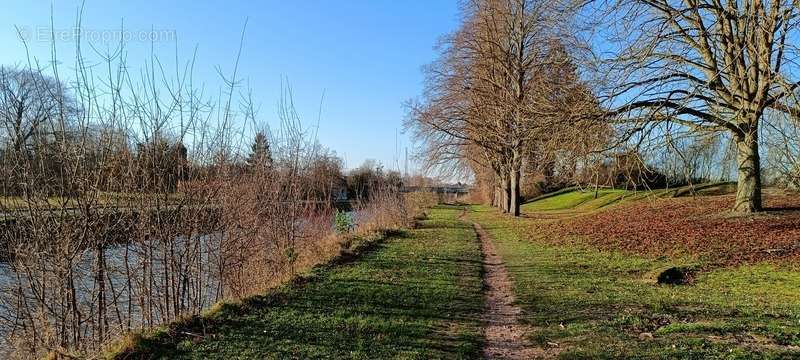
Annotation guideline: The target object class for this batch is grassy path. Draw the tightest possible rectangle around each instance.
[117,205,484,359]
[468,204,800,359]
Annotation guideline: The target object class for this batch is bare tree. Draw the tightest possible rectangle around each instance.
[407,0,598,216]
[595,0,800,212]
[0,66,72,155]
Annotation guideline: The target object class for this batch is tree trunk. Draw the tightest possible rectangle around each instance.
[501,176,511,213]
[510,168,521,216]
[733,132,762,213]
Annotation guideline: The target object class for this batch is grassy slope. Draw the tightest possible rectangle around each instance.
[522,189,635,212]
[520,189,659,220]
[470,192,800,359]
[116,205,484,359]
[520,183,734,216]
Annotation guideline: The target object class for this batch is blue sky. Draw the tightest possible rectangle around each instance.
[0,1,460,172]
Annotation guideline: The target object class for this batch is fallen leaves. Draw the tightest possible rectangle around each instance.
[535,193,800,266]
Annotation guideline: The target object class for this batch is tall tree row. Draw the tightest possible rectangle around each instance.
[407,0,599,216]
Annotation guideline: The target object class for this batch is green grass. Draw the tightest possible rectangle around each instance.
[468,205,800,359]
[520,183,737,216]
[521,189,650,214]
[113,205,485,359]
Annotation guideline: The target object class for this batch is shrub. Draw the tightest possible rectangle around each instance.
[334,210,355,234]
[404,191,439,220]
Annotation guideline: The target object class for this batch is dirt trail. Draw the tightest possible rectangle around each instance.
[471,220,558,359]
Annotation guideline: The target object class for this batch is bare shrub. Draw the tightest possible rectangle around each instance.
[353,182,408,235]
[0,20,406,360]
[404,191,439,220]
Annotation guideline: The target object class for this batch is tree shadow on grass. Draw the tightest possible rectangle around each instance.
[193,260,482,357]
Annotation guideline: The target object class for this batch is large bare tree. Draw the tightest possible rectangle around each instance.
[408,0,591,216]
[0,66,70,155]
[597,0,800,212]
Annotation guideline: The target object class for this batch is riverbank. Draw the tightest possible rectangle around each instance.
[107,205,485,358]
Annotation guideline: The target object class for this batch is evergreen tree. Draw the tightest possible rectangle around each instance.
[247,132,273,170]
